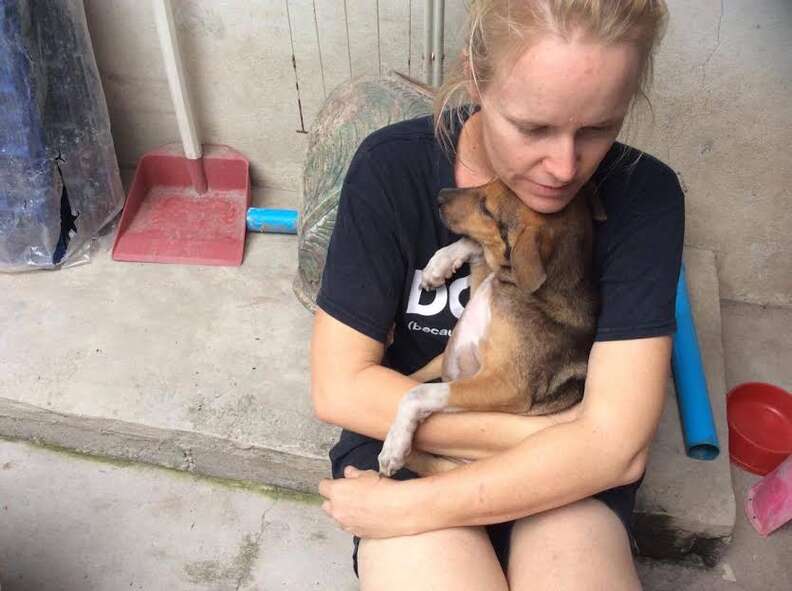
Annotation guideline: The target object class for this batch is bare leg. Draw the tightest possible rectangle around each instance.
[358,527,508,591]
[508,498,642,591]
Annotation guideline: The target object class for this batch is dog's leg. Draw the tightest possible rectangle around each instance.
[379,370,523,476]
[421,238,483,289]
[378,370,528,476]
[378,382,453,476]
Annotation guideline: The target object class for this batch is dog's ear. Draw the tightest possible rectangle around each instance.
[587,188,607,221]
[510,226,547,293]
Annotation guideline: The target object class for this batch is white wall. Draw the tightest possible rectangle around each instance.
[84,0,791,307]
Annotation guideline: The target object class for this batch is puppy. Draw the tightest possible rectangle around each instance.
[378,179,606,476]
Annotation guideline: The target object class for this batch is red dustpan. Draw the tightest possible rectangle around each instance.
[112,0,249,266]
[112,143,249,265]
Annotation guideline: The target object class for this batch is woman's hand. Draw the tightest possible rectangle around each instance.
[319,466,421,539]
[318,403,584,538]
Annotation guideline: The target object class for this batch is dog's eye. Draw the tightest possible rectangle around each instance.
[478,200,495,219]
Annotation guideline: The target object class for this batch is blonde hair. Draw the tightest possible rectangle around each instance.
[434,0,669,153]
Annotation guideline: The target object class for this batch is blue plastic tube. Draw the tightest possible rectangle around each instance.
[671,263,720,460]
[246,208,298,234]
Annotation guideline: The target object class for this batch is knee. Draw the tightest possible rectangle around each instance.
[512,497,624,541]
[508,499,640,590]
[358,527,508,591]
[360,526,491,559]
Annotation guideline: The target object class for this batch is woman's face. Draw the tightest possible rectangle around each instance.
[473,33,641,213]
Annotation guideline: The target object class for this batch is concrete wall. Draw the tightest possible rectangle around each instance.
[82,0,466,190]
[627,0,792,307]
[83,0,791,307]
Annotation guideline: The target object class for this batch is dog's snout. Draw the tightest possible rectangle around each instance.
[437,188,455,205]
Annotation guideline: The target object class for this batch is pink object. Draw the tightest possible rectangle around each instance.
[111,144,250,266]
[745,453,792,536]
[112,1,250,267]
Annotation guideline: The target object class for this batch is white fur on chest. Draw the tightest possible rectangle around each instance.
[442,272,494,381]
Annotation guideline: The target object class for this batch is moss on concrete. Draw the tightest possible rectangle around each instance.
[0,435,322,505]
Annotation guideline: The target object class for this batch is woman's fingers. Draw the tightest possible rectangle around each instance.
[318,478,333,498]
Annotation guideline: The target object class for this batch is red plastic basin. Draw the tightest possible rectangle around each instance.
[727,382,792,476]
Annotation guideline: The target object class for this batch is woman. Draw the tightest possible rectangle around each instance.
[312,1,682,589]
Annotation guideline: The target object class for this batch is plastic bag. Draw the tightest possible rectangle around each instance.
[0,0,123,271]
[293,73,434,311]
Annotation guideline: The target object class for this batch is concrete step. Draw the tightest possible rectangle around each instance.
[2,436,753,591]
[0,438,359,591]
[0,235,735,564]
[1,232,333,492]
[635,248,735,565]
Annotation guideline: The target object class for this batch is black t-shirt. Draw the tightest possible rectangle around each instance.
[316,109,684,472]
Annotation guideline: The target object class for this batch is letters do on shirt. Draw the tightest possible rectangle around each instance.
[406,270,470,319]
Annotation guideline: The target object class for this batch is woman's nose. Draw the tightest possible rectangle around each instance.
[543,136,578,184]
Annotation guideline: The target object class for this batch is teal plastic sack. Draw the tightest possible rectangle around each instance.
[294,73,433,310]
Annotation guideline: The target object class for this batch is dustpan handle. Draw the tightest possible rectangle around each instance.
[153,0,202,160]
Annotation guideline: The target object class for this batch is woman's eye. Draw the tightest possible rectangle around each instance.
[520,125,548,136]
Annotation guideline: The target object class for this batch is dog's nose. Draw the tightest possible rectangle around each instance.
[437,188,455,205]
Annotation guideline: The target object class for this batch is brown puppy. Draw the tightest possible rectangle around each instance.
[378,179,606,476]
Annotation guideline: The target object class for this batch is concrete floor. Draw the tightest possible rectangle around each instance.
[1,300,790,590]
[0,239,737,558]
[636,301,792,590]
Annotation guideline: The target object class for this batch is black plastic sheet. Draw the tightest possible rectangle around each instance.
[0,0,123,270]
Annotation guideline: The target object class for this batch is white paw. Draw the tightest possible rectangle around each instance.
[378,384,451,476]
[421,249,464,290]
[378,422,413,476]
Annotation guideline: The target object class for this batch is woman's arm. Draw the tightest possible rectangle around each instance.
[311,310,574,460]
[319,335,670,538]
[415,336,670,528]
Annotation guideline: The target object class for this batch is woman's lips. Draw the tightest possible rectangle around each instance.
[526,179,573,198]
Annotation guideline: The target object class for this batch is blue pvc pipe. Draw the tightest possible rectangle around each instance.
[671,263,720,460]
[246,208,298,234]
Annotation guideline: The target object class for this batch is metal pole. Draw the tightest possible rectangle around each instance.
[431,0,445,86]
[423,0,434,85]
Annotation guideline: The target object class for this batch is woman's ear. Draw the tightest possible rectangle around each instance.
[510,226,547,293]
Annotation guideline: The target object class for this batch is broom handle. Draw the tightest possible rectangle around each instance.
[153,0,202,161]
